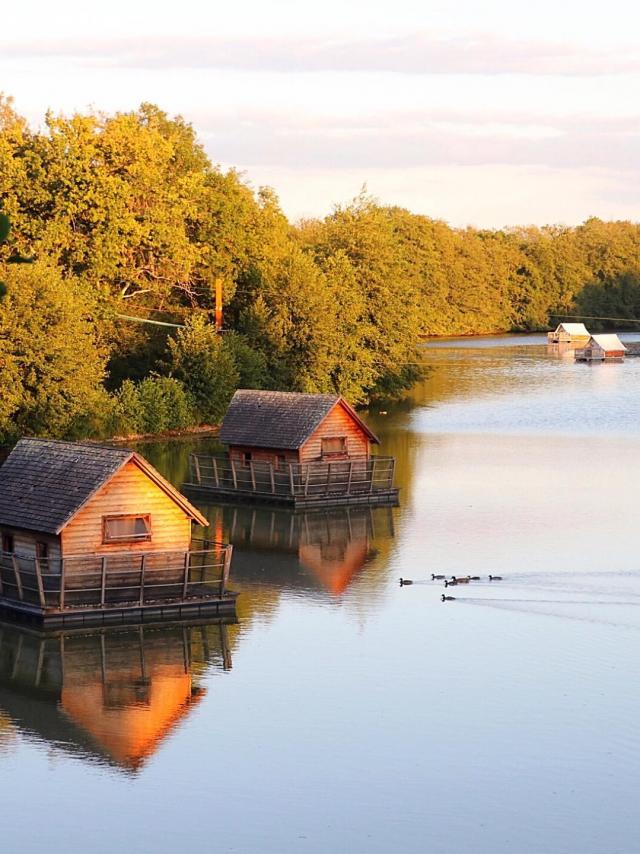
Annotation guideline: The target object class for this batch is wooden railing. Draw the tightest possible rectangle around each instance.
[189,454,396,499]
[0,542,233,613]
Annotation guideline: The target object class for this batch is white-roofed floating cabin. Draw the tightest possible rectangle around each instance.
[0,439,235,626]
[187,390,399,509]
[547,322,590,343]
[575,334,627,363]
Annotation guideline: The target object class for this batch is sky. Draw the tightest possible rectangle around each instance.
[0,0,638,228]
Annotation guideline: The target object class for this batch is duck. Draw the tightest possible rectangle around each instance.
[468,576,481,581]
[451,575,470,584]
[441,594,456,602]
[399,578,413,586]
[431,574,446,580]
[444,579,457,587]
[488,575,503,581]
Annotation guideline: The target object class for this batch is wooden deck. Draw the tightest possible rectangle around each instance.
[0,541,236,627]
[186,454,399,508]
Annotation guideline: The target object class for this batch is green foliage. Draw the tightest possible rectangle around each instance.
[113,377,196,436]
[0,263,107,441]
[168,316,239,423]
[2,96,640,443]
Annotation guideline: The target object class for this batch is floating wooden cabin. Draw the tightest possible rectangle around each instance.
[188,390,398,508]
[575,334,627,362]
[548,322,590,343]
[0,439,236,626]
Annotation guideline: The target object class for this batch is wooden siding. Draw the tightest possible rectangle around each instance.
[299,403,370,463]
[229,446,299,466]
[0,527,61,561]
[61,460,193,559]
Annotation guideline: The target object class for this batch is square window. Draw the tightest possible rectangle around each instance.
[321,437,347,457]
[103,515,151,544]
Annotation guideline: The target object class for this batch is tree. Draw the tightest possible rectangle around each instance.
[0,263,107,440]
[167,316,239,423]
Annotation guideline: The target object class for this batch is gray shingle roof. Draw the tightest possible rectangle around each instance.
[0,439,133,535]
[219,389,378,450]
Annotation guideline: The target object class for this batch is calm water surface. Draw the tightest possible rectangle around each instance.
[3,334,640,854]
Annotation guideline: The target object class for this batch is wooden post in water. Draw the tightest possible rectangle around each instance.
[59,559,66,609]
[182,552,190,598]
[34,558,46,608]
[11,555,23,601]
[139,554,146,605]
[100,556,107,606]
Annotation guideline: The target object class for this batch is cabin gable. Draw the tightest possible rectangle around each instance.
[299,402,371,463]
[61,459,193,556]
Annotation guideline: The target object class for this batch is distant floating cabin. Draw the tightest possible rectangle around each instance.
[188,390,398,508]
[548,322,590,343]
[575,333,627,363]
[0,439,235,626]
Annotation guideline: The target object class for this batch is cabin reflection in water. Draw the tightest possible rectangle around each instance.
[0,620,234,771]
[224,505,395,595]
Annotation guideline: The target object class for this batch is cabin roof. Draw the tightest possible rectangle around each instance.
[557,322,589,335]
[219,389,379,450]
[0,438,208,535]
[589,333,627,351]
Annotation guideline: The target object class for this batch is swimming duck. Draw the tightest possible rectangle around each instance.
[399,578,413,586]
[431,574,446,580]
[488,575,503,581]
[441,594,456,602]
[444,579,457,587]
[451,576,470,584]
[468,576,481,581]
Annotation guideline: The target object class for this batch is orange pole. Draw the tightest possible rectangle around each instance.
[215,278,223,332]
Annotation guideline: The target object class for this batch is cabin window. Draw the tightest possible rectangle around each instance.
[276,454,286,470]
[321,437,347,458]
[1,533,14,554]
[36,542,49,561]
[102,515,152,544]
[243,452,252,467]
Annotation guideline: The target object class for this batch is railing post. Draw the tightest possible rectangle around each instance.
[389,457,396,489]
[60,559,66,609]
[34,558,46,609]
[249,460,257,491]
[220,544,233,597]
[139,554,146,605]
[326,462,332,496]
[347,460,353,495]
[269,463,275,494]
[369,458,375,494]
[304,464,310,497]
[192,454,201,484]
[230,458,238,489]
[212,456,220,487]
[288,463,295,497]
[182,552,190,598]
[11,555,23,601]
[100,556,107,606]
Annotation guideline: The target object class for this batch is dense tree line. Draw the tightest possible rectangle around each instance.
[1,96,639,441]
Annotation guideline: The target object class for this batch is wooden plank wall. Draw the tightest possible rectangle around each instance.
[299,403,370,463]
[61,460,193,558]
[0,528,61,561]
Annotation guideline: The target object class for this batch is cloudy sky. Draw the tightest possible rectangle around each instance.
[1,0,638,227]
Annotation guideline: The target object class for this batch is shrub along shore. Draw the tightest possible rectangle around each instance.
[1,96,639,444]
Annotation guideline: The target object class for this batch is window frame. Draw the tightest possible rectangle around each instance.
[1,532,14,554]
[321,436,348,458]
[102,514,152,546]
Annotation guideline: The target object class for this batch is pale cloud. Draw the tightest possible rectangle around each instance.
[1,33,639,76]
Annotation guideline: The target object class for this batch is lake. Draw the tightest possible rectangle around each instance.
[2,333,640,854]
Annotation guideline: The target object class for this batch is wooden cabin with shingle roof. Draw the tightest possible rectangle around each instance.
[0,439,235,626]
[188,390,398,508]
